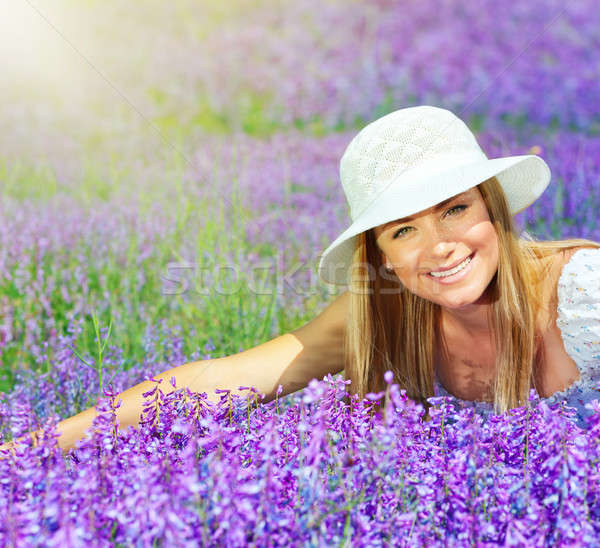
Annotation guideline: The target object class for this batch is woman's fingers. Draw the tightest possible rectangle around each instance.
[0,430,42,459]
[0,441,17,460]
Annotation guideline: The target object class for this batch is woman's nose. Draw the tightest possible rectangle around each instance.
[430,241,457,260]
[423,220,457,253]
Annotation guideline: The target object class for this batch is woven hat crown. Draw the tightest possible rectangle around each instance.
[340,105,487,221]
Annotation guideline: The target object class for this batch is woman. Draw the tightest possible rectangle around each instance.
[3,105,600,454]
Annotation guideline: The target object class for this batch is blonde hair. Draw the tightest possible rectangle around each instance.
[343,175,600,418]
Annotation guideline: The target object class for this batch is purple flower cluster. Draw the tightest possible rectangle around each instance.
[190,0,600,131]
[2,371,600,545]
[1,0,600,544]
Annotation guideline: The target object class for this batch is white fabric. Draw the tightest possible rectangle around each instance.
[340,108,487,221]
[556,247,600,366]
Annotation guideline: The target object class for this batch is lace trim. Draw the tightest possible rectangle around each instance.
[433,376,595,414]
[553,248,598,394]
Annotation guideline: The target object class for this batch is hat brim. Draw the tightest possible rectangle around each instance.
[318,154,550,286]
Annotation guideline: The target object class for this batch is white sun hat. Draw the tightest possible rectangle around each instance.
[317,105,551,286]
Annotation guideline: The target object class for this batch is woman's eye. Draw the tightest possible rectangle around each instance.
[392,205,467,239]
[393,226,412,239]
[446,204,467,216]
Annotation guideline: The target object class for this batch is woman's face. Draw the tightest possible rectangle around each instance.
[372,187,499,310]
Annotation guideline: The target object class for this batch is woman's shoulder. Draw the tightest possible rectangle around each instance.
[534,246,598,326]
[559,245,597,264]
[553,245,600,279]
[559,246,583,264]
[538,245,600,284]
[543,246,599,303]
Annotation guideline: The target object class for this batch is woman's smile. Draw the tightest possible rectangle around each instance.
[426,251,476,284]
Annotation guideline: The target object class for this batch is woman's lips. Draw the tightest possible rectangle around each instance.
[429,252,474,274]
[426,251,476,281]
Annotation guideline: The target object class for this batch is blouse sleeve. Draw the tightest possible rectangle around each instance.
[556,247,600,373]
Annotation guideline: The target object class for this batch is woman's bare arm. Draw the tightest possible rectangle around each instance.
[1,290,349,455]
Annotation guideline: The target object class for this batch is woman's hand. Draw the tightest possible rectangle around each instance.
[0,431,41,460]
[0,441,16,459]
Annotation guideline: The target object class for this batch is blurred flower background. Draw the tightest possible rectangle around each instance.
[1,1,600,545]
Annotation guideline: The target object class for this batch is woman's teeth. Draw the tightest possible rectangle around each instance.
[430,255,472,278]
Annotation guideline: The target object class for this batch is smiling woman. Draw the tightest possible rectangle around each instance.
[343,175,600,424]
[317,105,600,424]
[4,104,600,456]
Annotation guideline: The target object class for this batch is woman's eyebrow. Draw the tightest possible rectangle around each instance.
[385,192,467,228]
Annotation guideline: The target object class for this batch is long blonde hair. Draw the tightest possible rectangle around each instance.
[344,175,600,417]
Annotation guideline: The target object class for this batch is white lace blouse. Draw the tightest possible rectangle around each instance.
[433,247,600,428]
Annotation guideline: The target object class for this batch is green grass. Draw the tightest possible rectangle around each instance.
[0,158,59,202]
[0,148,321,394]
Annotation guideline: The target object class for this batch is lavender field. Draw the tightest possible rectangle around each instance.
[1,0,600,545]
